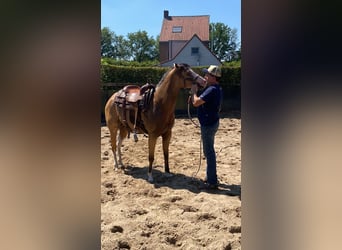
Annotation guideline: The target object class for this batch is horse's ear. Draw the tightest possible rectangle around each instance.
[174,63,179,68]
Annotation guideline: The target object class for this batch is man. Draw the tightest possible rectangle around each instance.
[191,65,222,190]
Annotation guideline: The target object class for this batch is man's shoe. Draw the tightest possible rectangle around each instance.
[201,182,218,190]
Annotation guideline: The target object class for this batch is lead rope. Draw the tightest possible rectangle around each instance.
[187,95,202,178]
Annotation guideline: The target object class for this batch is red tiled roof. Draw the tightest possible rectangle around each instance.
[160,15,210,42]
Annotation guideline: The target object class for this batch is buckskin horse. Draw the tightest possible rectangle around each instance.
[104,63,206,182]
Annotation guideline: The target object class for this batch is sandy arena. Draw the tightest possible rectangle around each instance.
[101,117,241,249]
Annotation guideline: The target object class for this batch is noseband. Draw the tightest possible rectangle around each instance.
[183,73,199,88]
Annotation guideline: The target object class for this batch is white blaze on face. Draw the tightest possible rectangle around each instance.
[189,69,207,88]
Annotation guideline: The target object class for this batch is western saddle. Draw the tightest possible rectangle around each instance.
[114,83,155,142]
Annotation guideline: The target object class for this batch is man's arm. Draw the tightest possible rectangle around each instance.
[192,93,205,107]
[190,84,205,107]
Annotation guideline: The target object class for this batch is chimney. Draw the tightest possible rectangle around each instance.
[164,10,171,20]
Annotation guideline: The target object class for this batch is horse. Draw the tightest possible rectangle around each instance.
[104,63,206,182]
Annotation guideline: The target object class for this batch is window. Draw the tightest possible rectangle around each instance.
[172,26,182,33]
[191,47,199,55]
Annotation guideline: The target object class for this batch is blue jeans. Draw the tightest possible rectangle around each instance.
[200,120,219,185]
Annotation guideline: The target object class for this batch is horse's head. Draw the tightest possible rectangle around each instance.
[173,63,207,89]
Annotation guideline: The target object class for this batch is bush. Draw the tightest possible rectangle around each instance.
[101,62,240,87]
[222,60,241,68]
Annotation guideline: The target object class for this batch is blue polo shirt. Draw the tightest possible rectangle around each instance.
[197,84,222,126]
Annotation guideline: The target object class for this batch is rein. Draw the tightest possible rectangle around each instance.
[180,68,205,178]
[187,93,202,178]
[187,95,200,128]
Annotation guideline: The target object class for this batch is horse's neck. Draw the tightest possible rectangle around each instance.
[154,75,180,104]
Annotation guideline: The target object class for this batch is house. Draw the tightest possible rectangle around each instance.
[159,10,221,67]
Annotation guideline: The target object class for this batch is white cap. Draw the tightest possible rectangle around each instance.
[202,65,222,77]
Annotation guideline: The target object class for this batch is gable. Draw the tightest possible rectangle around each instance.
[160,35,221,67]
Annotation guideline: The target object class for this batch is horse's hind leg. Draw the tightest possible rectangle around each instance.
[117,126,128,168]
[105,96,121,170]
[147,135,157,183]
[108,127,119,170]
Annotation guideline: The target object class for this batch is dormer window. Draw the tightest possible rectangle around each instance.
[191,47,199,55]
[172,26,182,33]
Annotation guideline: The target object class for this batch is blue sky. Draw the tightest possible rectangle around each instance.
[101,0,241,43]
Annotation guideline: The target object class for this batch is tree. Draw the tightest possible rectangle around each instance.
[101,27,130,59]
[127,31,158,62]
[210,23,240,62]
[101,27,159,62]
[101,27,115,57]
[112,34,130,60]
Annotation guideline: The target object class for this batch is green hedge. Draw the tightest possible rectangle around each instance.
[101,65,240,87]
[101,65,165,85]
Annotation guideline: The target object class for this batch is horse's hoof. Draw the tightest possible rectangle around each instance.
[114,165,124,171]
[116,164,125,170]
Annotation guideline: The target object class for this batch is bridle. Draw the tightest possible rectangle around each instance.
[183,70,200,89]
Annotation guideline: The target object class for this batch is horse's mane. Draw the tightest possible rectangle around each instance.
[156,68,172,87]
[156,63,190,88]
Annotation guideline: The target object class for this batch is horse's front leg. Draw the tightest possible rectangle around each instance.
[147,135,157,183]
[162,130,172,177]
